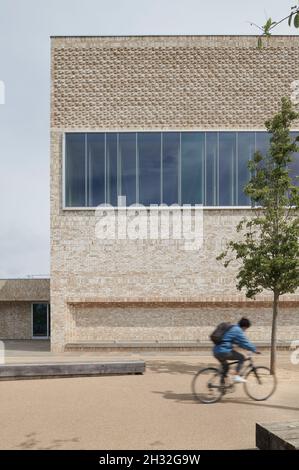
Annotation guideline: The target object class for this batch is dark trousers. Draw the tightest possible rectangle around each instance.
[214,350,245,377]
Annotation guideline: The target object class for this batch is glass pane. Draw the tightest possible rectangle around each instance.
[289,132,299,186]
[48,304,51,337]
[238,132,255,205]
[181,132,204,204]
[219,132,236,206]
[138,132,161,205]
[119,133,136,206]
[87,133,105,206]
[162,132,179,205]
[32,304,48,337]
[106,133,118,206]
[205,132,218,206]
[256,132,271,160]
[65,133,86,207]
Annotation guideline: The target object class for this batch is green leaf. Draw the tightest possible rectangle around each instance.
[294,13,299,28]
[264,18,272,31]
[288,13,293,26]
[258,37,262,50]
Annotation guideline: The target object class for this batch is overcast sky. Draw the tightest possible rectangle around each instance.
[0,0,298,278]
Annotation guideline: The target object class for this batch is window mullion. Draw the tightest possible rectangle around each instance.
[178,133,182,205]
[160,133,163,204]
[117,133,121,202]
[235,132,238,206]
[136,133,139,204]
[85,133,88,207]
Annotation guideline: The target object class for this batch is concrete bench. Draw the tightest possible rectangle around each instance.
[0,360,145,380]
[256,421,299,450]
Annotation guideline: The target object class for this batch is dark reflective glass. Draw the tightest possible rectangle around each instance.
[65,131,297,208]
[87,133,105,206]
[289,132,299,186]
[256,132,271,160]
[119,133,136,206]
[238,132,255,205]
[162,132,179,205]
[219,132,236,206]
[106,133,118,206]
[32,303,48,337]
[205,132,218,206]
[181,133,204,204]
[65,133,86,207]
[138,133,161,205]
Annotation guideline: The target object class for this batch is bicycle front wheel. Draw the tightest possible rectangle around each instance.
[244,366,277,401]
[192,367,223,404]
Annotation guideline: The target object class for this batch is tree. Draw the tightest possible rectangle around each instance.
[250,3,299,48]
[217,98,299,374]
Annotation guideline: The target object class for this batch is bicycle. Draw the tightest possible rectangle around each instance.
[192,355,277,404]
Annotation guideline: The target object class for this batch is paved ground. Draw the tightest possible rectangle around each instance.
[0,341,298,450]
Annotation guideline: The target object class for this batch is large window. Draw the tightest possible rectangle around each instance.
[64,131,299,207]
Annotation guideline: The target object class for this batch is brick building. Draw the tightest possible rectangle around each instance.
[48,35,299,352]
[3,35,299,350]
[0,279,50,339]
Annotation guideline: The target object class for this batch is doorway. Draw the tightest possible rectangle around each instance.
[32,303,50,338]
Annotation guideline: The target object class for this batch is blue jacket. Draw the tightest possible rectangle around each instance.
[213,324,256,355]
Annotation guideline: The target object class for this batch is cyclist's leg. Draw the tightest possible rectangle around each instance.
[214,352,229,383]
[228,350,245,375]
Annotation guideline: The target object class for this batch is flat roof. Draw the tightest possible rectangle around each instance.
[0,277,49,280]
[0,278,50,302]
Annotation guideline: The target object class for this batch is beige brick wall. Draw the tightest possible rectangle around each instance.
[51,35,299,130]
[50,36,299,351]
[69,305,299,343]
[51,207,299,350]
[0,302,32,339]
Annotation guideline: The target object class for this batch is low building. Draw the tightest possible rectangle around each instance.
[0,279,50,339]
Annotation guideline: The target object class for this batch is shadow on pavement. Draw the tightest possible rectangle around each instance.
[224,397,299,412]
[16,432,80,450]
[152,390,195,403]
[152,389,299,412]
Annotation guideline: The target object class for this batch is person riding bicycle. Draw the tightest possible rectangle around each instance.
[213,317,260,383]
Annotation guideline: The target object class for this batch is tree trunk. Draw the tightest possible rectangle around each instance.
[270,291,279,375]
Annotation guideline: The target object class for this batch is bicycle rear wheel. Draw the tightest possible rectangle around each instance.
[244,366,277,401]
[192,367,223,404]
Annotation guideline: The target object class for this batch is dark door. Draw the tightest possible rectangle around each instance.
[32,303,49,337]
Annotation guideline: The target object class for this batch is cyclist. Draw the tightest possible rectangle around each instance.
[213,317,260,383]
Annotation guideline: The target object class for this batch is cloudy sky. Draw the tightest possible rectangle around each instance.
[0,0,298,278]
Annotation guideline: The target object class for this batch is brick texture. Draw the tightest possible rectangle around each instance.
[69,305,299,343]
[51,36,299,130]
[0,302,32,339]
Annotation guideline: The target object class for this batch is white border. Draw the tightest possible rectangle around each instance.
[62,206,253,211]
